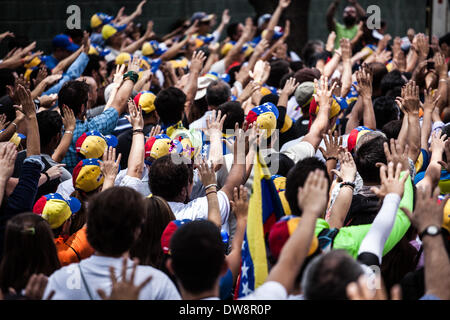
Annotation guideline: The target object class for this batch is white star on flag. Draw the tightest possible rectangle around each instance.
[241,261,249,279]
[242,281,253,296]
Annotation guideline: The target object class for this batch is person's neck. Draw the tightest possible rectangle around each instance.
[95,251,129,259]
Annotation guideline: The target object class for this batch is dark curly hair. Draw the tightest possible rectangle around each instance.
[149,155,192,201]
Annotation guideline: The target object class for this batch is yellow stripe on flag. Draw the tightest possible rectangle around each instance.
[247,153,269,289]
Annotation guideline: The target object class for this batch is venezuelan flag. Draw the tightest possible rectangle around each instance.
[234,153,284,298]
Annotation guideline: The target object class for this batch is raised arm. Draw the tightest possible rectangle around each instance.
[100,147,121,191]
[402,186,450,300]
[263,0,291,42]
[348,0,366,18]
[340,38,353,98]
[266,170,328,294]
[353,67,376,130]
[417,131,446,190]
[220,127,246,202]
[115,0,147,26]
[327,150,357,229]
[227,185,248,285]
[183,50,206,123]
[302,76,336,150]
[52,105,76,163]
[0,143,17,206]
[359,162,408,264]
[109,55,140,115]
[421,88,440,150]
[326,0,339,32]
[125,98,145,179]
[402,81,421,163]
[205,110,226,169]
[121,21,154,54]
[197,160,221,228]
[212,9,231,43]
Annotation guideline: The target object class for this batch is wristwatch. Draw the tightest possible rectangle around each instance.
[419,225,441,239]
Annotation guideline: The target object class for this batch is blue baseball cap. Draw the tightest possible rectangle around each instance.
[52,34,79,52]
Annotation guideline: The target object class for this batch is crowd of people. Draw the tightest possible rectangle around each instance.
[0,0,449,301]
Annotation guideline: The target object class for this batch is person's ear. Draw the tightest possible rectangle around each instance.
[166,258,175,276]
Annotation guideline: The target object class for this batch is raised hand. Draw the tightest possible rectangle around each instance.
[100,146,121,181]
[97,257,152,300]
[279,0,291,9]
[354,67,373,98]
[422,88,440,113]
[401,186,447,235]
[144,21,155,39]
[205,109,226,137]
[14,84,36,118]
[416,33,430,59]
[127,54,141,74]
[429,129,447,155]
[371,161,409,199]
[125,98,144,130]
[281,77,299,97]
[0,142,18,181]
[249,60,270,85]
[380,139,410,174]
[297,169,329,217]
[221,9,231,25]
[82,31,90,54]
[190,50,206,73]
[313,75,336,108]
[238,81,260,103]
[0,114,9,131]
[434,52,448,77]
[319,130,343,161]
[197,159,217,187]
[148,125,162,138]
[332,149,357,183]
[402,81,420,115]
[61,105,76,131]
[230,185,249,221]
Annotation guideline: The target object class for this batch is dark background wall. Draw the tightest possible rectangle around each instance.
[0,0,427,56]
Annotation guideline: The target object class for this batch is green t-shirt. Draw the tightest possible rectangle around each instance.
[335,22,358,48]
[314,173,414,258]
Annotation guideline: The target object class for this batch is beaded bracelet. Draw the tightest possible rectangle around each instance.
[205,183,218,190]
[123,71,139,84]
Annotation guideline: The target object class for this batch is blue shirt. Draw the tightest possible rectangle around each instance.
[43,52,90,96]
[41,55,59,70]
[62,108,119,172]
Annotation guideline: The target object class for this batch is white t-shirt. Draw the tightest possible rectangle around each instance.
[168,190,230,233]
[189,110,214,130]
[209,59,226,75]
[239,281,288,300]
[43,255,181,300]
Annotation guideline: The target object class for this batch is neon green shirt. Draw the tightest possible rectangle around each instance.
[315,174,414,258]
[335,22,358,48]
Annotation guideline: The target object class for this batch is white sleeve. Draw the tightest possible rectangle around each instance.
[357,193,401,264]
[239,281,288,300]
[217,190,231,225]
[281,141,316,163]
[119,175,150,196]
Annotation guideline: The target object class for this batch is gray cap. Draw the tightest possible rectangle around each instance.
[294,81,315,107]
